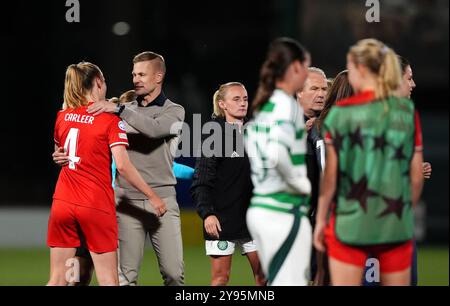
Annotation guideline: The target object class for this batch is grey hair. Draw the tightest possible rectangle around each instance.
[308,67,327,79]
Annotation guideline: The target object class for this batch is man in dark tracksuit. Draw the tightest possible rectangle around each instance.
[297,67,328,285]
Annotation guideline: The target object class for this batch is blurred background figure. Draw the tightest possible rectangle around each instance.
[314,38,424,286]
[245,37,312,286]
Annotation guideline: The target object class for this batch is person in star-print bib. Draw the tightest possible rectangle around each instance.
[313,39,424,286]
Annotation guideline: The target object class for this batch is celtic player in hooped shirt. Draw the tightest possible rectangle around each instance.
[245,38,312,286]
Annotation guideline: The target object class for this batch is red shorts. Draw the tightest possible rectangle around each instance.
[325,215,412,273]
[47,199,118,253]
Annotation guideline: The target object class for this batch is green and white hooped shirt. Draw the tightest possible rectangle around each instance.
[245,89,311,215]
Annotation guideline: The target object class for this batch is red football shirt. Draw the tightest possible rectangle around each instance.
[53,103,129,214]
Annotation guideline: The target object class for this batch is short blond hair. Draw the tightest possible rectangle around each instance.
[133,51,166,75]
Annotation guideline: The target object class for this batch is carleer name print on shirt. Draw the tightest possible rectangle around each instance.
[64,113,95,125]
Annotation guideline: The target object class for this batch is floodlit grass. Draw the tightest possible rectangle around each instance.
[0,245,447,286]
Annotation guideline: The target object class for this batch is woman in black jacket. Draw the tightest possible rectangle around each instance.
[191,82,265,286]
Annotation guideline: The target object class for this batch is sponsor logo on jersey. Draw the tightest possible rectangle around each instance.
[119,133,128,140]
[118,121,126,131]
[217,241,228,251]
[231,151,240,158]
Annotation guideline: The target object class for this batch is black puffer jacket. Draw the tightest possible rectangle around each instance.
[190,117,253,241]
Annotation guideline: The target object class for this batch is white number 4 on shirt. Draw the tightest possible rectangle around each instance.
[64,128,81,170]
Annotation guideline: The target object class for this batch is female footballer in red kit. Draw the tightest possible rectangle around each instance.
[47,62,166,286]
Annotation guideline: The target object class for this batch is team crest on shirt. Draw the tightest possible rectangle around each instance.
[217,241,228,251]
[118,121,126,131]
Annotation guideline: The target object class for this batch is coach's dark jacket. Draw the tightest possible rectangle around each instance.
[305,117,324,225]
[190,117,253,241]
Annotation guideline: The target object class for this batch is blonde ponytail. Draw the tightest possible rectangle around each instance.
[63,62,102,109]
[349,39,401,100]
[377,48,402,99]
[212,82,245,118]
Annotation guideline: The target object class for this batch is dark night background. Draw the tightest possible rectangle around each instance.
[2,0,448,242]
